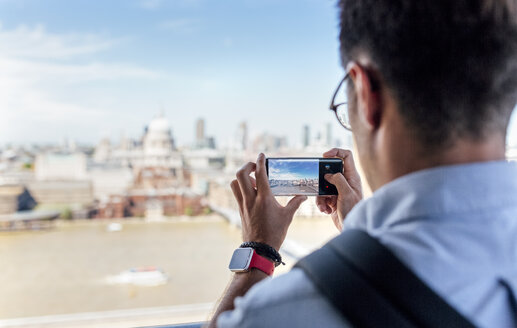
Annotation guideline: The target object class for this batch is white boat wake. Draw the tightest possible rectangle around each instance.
[105,266,169,286]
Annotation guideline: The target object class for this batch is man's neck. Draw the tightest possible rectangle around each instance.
[426,137,506,167]
[373,135,506,191]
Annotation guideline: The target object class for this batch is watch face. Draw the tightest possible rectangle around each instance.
[229,248,253,272]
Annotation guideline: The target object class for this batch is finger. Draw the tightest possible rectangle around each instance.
[236,162,257,201]
[323,147,351,159]
[249,176,257,189]
[323,196,337,214]
[255,153,272,196]
[230,179,244,211]
[323,148,356,169]
[323,148,361,189]
[322,148,338,158]
[326,196,337,212]
[285,195,308,214]
[316,196,331,213]
[325,173,353,195]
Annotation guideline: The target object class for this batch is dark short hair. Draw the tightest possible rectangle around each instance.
[339,0,517,146]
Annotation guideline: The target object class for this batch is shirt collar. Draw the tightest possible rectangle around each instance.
[343,160,517,231]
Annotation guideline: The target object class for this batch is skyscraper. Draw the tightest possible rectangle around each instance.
[303,125,310,148]
[196,118,205,147]
[326,122,333,147]
[237,121,248,151]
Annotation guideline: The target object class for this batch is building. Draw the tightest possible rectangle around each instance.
[94,161,206,219]
[252,133,288,153]
[35,152,88,181]
[95,188,206,219]
[28,152,94,217]
[303,125,310,148]
[0,170,35,186]
[92,115,183,170]
[0,185,36,215]
[196,118,205,147]
[326,122,333,147]
[89,115,208,219]
[194,118,217,149]
[133,167,184,189]
[95,195,130,219]
[183,148,225,170]
[28,180,93,208]
[237,121,248,151]
[93,138,111,163]
[89,164,134,202]
[128,188,205,219]
[142,115,179,167]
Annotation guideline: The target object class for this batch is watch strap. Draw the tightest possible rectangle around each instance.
[249,250,275,276]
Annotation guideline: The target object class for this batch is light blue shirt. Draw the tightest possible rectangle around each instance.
[218,161,517,328]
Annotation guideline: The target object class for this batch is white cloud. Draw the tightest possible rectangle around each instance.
[0,56,159,83]
[139,0,163,10]
[268,166,315,181]
[158,18,198,33]
[0,24,119,59]
[0,23,159,144]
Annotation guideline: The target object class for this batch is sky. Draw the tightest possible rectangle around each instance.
[269,159,319,180]
[1,0,516,148]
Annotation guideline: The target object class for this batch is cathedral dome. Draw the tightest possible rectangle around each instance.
[147,116,171,135]
[143,115,176,158]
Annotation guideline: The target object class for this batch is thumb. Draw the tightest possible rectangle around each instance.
[325,173,352,195]
[285,195,308,214]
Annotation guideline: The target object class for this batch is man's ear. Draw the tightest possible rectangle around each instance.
[346,62,381,131]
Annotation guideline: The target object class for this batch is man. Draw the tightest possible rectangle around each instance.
[209,0,517,326]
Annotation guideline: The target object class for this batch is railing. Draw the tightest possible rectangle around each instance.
[209,204,309,260]
[0,303,213,328]
[140,323,205,328]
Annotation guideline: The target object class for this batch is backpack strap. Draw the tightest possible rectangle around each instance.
[294,229,476,328]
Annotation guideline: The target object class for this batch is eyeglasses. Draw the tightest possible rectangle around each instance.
[329,74,351,131]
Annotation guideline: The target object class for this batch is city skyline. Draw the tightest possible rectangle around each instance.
[0,116,343,152]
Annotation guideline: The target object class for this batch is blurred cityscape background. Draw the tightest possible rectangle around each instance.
[1,0,516,327]
[0,115,352,328]
[1,115,352,223]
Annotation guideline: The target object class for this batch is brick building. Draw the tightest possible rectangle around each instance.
[94,165,205,219]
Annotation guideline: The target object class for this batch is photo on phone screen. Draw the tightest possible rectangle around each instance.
[267,158,319,196]
[266,158,342,196]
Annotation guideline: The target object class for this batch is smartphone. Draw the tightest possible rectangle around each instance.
[265,157,343,196]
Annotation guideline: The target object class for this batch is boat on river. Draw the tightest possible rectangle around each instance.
[106,266,168,286]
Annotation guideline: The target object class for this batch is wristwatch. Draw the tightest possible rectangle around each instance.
[229,247,275,276]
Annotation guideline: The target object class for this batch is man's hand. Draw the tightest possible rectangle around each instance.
[230,153,307,250]
[208,153,307,327]
[316,148,363,231]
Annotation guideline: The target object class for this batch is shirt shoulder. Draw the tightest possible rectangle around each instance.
[217,268,352,328]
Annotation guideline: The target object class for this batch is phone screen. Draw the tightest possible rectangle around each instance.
[266,158,320,196]
[266,158,342,196]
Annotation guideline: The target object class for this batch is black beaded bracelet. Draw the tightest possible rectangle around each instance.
[240,241,285,267]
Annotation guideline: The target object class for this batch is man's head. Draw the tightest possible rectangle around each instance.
[338,0,517,189]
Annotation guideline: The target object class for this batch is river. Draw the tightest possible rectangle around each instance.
[0,214,338,327]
